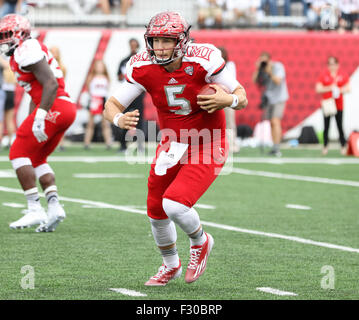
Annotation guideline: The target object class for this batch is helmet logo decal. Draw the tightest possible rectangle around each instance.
[153,13,170,27]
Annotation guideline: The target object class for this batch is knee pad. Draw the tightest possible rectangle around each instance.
[34,163,54,179]
[11,157,32,171]
[162,198,200,235]
[162,198,189,220]
[149,217,177,247]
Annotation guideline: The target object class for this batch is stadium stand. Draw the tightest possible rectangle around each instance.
[25,0,317,28]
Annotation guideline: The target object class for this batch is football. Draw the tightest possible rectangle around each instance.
[198,83,230,96]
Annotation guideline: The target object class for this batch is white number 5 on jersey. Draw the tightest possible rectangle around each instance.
[164,85,191,115]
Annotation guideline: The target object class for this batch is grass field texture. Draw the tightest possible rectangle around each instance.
[0,145,358,300]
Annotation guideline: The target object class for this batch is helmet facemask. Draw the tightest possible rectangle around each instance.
[144,12,191,66]
[0,14,31,56]
[145,33,189,65]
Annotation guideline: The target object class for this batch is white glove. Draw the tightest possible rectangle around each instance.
[332,86,340,99]
[32,108,48,143]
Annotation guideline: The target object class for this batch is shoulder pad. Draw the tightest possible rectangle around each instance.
[14,38,45,68]
[185,43,225,76]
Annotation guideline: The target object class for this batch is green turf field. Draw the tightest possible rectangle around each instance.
[0,144,359,300]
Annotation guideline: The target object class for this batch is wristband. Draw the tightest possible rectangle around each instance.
[229,94,239,109]
[113,113,124,127]
[35,108,48,120]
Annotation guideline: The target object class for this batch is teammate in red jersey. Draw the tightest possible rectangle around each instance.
[104,11,247,286]
[0,14,77,232]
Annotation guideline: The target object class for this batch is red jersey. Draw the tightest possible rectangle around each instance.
[10,38,69,106]
[126,43,227,144]
[317,69,349,111]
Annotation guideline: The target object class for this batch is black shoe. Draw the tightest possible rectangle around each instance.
[268,149,282,157]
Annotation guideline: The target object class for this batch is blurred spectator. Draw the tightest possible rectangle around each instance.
[337,0,359,33]
[225,0,261,26]
[106,0,133,25]
[0,0,27,17]
[66,0,123,16]
[261,0,278,16]
[197,0,225,28]
[252,51,289,157]
[306,0,338,30]
[218,46,240,153]
[315,56,350,156]
[50,46,67,151]
[66,0,98,16]
[84,59,112,150]
[109,0,133,14]
[0,55,16,149]
[284,0,309,16]
[50,46,67,78]
[116,38,145,154]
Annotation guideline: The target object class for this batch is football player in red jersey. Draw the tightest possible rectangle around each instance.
[104,11,247,286]
[0,14,77,232]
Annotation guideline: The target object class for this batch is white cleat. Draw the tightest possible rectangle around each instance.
[36,203,66,233]
[10,207,48,230]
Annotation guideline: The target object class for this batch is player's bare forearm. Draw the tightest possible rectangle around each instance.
[39,81,58,111]
[103,96,139,130]
[24,58,58,112]
[29,100,36,115]
[103,96,126,123]
[197,84,247,113]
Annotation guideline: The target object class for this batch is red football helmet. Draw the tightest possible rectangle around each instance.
[144,11,191,65]
[0,14,31,56]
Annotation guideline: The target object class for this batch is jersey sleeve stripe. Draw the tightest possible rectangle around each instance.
[125,74,132,83]
[211,62,226,76]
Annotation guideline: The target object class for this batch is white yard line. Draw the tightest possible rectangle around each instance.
[2,202,25,208]
[256,287,298,296]
[200,220,359,253]
[1,156,359,164]
[109,288,147,297]
[73,173,144,178]
[0,170,16,178]
[229,167,359,188]
[1,185,359,254]
[194,203,216,210]
[285,204,312,210]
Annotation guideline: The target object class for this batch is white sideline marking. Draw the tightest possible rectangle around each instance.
[0,186,147,215]
[257,287,298,296]
[73,173,144,178]
[0,170,16,178]
[1,185,359,254]
[1,156,359,164]
[200,220,359,253]
[82,203,213,210]
[109,288,147,297]
[286,204,312,210]
[194,203,216,210]
[230,167,359,188]
[2,202,25,208]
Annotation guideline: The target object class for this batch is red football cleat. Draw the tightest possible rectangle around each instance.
[145,261,182,286]
[185,232,214,283]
